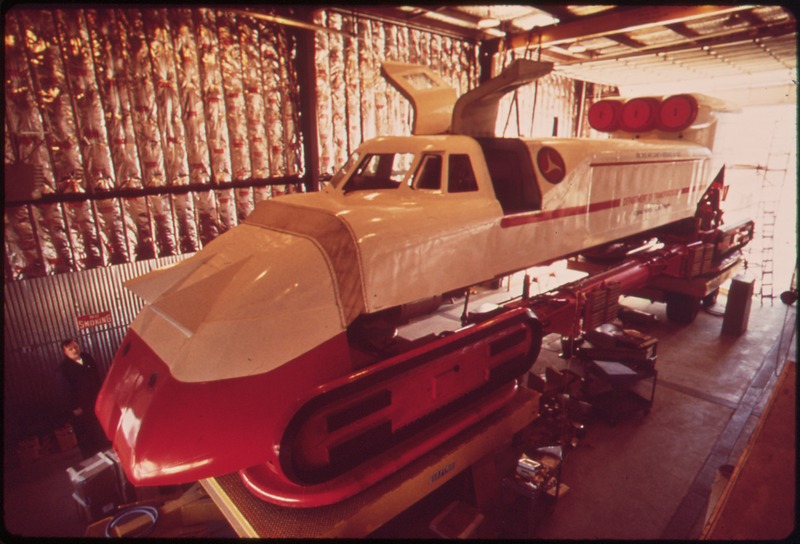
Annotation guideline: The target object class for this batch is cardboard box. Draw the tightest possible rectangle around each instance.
[72,492,117,525]
[102,449,136,504]
[67,452,121,522]
[83,482,228,538]
[55,424,78,452]
[16,437,42,464]
[430,501,484,539]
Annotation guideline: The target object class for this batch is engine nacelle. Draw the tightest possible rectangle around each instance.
[588,93,739,149]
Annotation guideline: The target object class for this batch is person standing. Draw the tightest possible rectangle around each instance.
[58,339,111,458]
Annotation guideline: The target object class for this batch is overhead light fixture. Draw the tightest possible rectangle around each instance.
[477,8,500,29]
[512,12,560,31]
[230,9,355,37]
[482,27,507,38]
[568,41,587,54]
[478,16,501,29]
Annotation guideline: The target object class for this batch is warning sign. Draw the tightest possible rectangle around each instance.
[76,311,112,330]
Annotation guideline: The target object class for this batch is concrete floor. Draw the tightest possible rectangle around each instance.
[388,269,796,539]
[530,294,796,540]
[2,271,796,539]
[3,448,86,538]
[703,360,795,539]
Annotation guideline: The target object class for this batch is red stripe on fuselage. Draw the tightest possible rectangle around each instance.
[590,158,703,168]
[500,185,694,228]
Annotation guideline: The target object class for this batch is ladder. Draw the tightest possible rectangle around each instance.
[756,122,792,305]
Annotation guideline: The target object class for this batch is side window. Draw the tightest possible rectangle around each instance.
[448,154,478,193]
[411,155,442,190]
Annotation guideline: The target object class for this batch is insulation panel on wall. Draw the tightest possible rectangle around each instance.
[4,7,304,281]
[313,10,480,178]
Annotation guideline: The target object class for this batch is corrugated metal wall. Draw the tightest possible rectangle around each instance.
[3,254,189,442]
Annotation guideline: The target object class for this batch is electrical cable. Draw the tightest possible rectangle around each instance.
[501,50,517,137]
[529,30,543,137]
[702,306,725,317]
[104,505,159,538]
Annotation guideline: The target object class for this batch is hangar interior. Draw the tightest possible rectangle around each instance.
[3,4,796,539]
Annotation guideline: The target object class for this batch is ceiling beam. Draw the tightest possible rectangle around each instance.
[502,5,758,51]
[735,10,766,27]
[533,4,579,23]
[607,33,647,49]
[407,7,444,20]
[554,20,797,68]
[665,22,702,38]
[434,7,483,26]
[389,6,484,26]
[540,46,582,63]
[339,7,483,41]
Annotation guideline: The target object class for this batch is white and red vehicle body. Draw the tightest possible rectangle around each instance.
[96,60,744,507]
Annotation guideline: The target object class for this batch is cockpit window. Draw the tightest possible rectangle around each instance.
[342,153,415,192]
[330,152,360,188]
[410,154,442,190]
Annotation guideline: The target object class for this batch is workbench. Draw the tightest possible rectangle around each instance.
[583,359,657,425]
[200,387,538,538]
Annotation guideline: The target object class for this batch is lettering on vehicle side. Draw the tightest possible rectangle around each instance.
[634,203,671,217]
[430,461,455,484]
[635,151,684,159]
[622,188,682,206]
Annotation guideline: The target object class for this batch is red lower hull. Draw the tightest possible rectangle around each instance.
[96,308,541,507]
[240,383,518,507]
[94,330,352,485]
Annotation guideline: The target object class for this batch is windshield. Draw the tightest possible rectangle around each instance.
[342,153,416,192]
[330,152,361,188]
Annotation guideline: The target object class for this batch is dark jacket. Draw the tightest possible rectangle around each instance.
[59,352,104,415]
